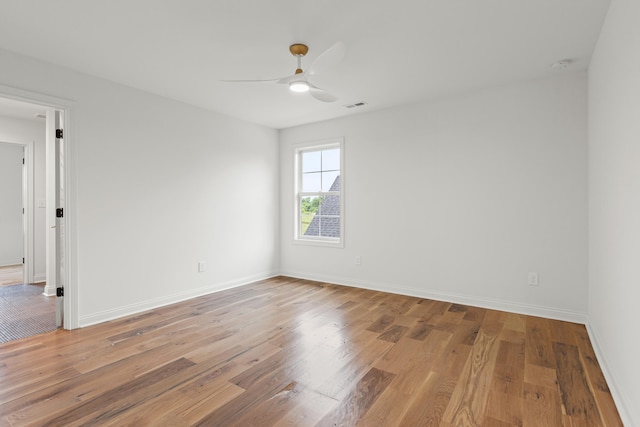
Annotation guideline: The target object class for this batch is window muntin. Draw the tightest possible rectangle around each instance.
[295,141,343,245]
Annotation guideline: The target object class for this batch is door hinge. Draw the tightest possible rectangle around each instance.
[56,208,64,218]
[22,258,24,264]
[22,158,25,165]
[56,287,64,297]
[56,129,63,139]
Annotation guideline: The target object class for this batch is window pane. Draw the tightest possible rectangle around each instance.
[319,194,340,216]
[302,172,321,192]
[320,217,340,238]
[300,196,320,236]
[296,141,342,244]
[322,172,340,192]
[322,148,340,171]
[302,151,321,173]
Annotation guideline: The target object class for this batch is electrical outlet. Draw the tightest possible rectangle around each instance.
[198,262,206,272]
[355,256,361,266]
[528,272,539,286]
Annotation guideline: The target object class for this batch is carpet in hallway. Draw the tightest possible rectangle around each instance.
[0,283,56,343]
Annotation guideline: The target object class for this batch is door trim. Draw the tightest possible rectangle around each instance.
[22,140,34,285]
[0,139,32,283]
[0,84,78,329]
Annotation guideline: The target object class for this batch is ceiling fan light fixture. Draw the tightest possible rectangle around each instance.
[289,80,310,93]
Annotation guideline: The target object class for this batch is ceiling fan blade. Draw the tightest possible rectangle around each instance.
[220,78,280,83]
[274,74,301,85]
[222,74,300,85]
[309,85,338,103]
[307,41,346,76]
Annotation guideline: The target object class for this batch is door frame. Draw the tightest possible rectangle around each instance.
[0,84,78,329]
[22,140,34,285]
[0,139,32,283]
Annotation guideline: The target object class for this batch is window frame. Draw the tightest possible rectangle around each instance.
[293,138,344,248]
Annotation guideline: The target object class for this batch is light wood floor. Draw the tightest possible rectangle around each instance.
[0,276,622,426]
[0,265,23,287]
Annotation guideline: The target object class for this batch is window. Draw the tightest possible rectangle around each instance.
[295,139,343,246]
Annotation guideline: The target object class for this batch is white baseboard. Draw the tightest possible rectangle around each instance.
[585,323,633,426]
[42,283,56,297]
[78,271,279,327]
[33,273,46,283]
[0,260,22,268]
[280,270,588,324]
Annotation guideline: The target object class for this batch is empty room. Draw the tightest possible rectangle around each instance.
[0,1,638,426]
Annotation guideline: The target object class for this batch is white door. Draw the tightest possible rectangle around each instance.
[55,110,65,328]
[46,107,65,328]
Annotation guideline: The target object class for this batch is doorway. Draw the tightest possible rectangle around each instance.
[0,265,23,287]
[0,141,25,284]
[0,135,56,343]
[0,91,73,341]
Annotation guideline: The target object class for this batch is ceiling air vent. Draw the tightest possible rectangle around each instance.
[344,102,367,109]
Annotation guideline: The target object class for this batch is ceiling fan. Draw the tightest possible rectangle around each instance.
[223,42,346,102]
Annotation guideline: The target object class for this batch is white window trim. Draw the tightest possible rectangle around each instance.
[293,137,344,248]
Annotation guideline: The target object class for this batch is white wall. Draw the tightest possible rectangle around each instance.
[588,0,640,424]
[0,117,46,279]
[281,73,588,321]
[0,142,23,266]
[0,48,280,326]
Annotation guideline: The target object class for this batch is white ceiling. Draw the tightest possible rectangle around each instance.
[0,0,610,129]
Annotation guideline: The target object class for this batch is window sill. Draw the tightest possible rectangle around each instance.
[293,237,344,249]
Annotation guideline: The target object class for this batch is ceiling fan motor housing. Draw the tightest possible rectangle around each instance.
[289,44,309,56]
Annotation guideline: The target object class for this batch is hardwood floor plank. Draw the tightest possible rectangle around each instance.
[374,334,437,375]
[442,318,502,425]
[499,327,525,345]
[482,416,515,427]
[193,349,309,425]
[484,340,525,425]
[427,300,452,316]
[0,277,623,426]
[102,367,242,426]
[363,330,455,426]
[431,318,479,377]
[366,314,395,333]
[376,325,409,343]
[398,372,457,427]
[553,342,602,425]
[0,342,179,420]
[404,299,436,318]
[523,363,558,390]
[485,390,523,426]
[272,387,338,427]
[503,313,526,333]
[0,265,22,287]
[0,367,81,405]
[315,338,394,401]
[571,325,624,427]
[523,382,564,427]
[525,317,556,369]
[491,340,525,396]
[180,382,246,425]
[37,357,197,427]
[381,330,452,394]
[315,367,395,427]
[221,380,308,427]
[407,318,434,341]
